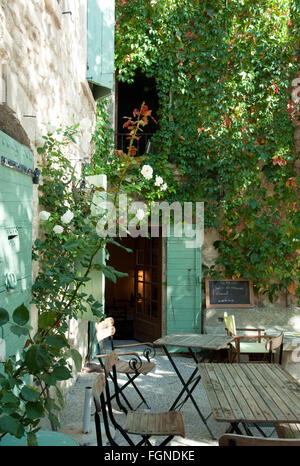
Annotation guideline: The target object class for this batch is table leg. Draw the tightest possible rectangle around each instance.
[162,346,215,440]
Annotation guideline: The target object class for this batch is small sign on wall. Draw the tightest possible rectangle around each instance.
[205,278,254,309]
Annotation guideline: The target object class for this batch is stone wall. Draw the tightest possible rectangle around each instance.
[0,0,100,385]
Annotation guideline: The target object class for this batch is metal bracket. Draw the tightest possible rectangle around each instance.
[1,156,40,184]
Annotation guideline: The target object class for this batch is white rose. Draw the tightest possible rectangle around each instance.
[155,175,164,186]
[61,209,74,224]
[35,136,45,148]
[39,210,51,221]
[136,208,145,221]
[45,123,56,135]
[53,225,64,234]
[161,183,168,191]
[141,164,153,180]
[80,118,92,131]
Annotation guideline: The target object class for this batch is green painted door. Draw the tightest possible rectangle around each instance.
[87,0,115,97]
[166,233,202,340]
[0,131,33,360]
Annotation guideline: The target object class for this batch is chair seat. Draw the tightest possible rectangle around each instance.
[124,410,185,437]
[233,341,274,353]
[116,360,155,375]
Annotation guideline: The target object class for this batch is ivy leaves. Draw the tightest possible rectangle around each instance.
[116,0,299,301]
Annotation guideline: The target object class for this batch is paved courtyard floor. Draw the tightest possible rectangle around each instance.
[51,341,276,446]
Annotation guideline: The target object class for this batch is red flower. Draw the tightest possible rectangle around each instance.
[287,20,292,26]
[124,55,131,63]
[241,126,246,132]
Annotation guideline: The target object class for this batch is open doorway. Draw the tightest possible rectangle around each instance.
[105,236,162,342]
[115,69,159,155]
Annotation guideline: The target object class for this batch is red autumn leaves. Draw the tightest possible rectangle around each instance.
[114,102,157,159]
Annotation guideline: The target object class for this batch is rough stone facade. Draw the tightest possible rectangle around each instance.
[0,0,101,389]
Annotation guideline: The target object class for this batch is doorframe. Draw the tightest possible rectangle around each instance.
[161,237,167,337]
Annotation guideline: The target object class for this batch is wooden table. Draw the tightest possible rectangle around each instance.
[153,333,233,439]
[198,363,300,436]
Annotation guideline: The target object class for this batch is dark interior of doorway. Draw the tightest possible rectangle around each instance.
[105,237,136,339]
[105,235,162,341]
[116,69,159,155]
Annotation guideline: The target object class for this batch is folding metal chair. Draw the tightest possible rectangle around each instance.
[95,318,156,411]
[92,351,185,446]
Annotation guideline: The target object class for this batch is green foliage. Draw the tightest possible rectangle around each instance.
[0,122,139,444]
[116,0,300,301]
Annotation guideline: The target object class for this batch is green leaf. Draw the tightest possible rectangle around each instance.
[21,385,40,402]
[51,366,71,381]
[25,401,44,420]
[0,308,9,326]
[71,349,82,372]
[0,391,20,407]
[12,304,30,326]
[0,415,24,438]
[24,345,50,373]
[45,334,69,349]
[38,312,59,330]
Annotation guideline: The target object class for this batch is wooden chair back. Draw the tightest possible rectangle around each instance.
[104,350,119,373]
[95,318,116,342]
[92,373,106,413]
[224,313,236,336]
[219,433,300,446]
[265,332,284,364]
[265,332,283,351]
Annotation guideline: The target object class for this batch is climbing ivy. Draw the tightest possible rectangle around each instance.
[115,0,300,302]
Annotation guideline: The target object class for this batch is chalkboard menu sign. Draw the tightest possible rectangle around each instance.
[205,279,254,309]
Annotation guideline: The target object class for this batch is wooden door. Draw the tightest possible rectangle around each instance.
[133,237,162,341]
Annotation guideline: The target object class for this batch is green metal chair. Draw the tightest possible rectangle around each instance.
[224,313,283,363]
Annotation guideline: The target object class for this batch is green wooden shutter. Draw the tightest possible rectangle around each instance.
[166,232,202,343]
[87,0,115,98]
[0,131,33,359]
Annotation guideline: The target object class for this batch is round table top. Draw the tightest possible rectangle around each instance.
[0,430,79,446]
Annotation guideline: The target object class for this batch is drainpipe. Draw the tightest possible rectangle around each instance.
[82,386,93,433]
